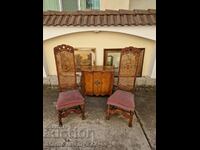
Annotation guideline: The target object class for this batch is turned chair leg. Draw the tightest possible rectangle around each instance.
[81,104,86,120]
[58,110,63,127]
[128,111,134,127]
[106,104,110,120]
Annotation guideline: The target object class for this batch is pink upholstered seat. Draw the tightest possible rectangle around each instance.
[56,90,84,110]
[107,90,135,111]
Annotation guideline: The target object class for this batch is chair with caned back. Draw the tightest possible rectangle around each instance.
[106,46,141,127]
[54,44,86,126]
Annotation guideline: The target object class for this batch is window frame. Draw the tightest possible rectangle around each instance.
[44,0,100,11]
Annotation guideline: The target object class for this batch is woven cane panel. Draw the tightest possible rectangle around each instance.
[119,53,137,77]
[54,45,76,90]
[118,77,135,91]
[117,47,141,91]
[56,51,75,75]
[59,75,76,90]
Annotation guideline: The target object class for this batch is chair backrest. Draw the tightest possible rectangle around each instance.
[54,44,77,92]
[117,47,141,92]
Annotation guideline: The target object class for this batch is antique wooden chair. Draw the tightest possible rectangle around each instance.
[106,47,141,127]
[54,44,85,126]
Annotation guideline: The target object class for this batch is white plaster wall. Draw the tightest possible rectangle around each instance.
[43,31,155,77]
[101,0,129,10]
[129,0,156,10]
[43,26,156,41]
[147,45,156,77]
[151,58,156,78]
[43,66,47,77]
[43,26,156,79]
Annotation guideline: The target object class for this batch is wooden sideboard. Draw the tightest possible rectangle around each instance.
[81,66,114,96]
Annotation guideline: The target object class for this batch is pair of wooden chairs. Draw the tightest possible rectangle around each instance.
[54,44,141,127]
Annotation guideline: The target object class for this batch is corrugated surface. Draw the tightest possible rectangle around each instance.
[43,9,156,26]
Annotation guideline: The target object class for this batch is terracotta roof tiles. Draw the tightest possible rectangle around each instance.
[43,9,156,26]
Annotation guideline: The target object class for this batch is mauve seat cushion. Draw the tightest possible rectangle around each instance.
[107,90,135,111]
[56,90,84,110]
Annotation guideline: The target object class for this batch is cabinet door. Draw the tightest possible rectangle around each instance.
[101,72,113,95]
[93,72,102,96]
[83,71,93,95]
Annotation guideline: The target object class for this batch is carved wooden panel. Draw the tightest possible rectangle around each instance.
[118,47,141,91]
[83,71,93,95]
[101,72,113,95]
[93,72,102,96]
[81,66,114,96]
[54,44,76,91]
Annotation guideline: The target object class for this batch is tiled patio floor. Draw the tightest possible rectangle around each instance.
[43,87,156,150]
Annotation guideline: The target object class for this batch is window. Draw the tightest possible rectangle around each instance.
[84,0,100,10]
[62,0,78,11]
[43,0,100,11]
[43,0,60,11]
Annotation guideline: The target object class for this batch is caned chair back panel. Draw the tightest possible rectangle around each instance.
[118,47,141,91]
[54,44,77,91]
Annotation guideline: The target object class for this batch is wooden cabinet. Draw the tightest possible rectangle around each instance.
[81,66,114,96]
